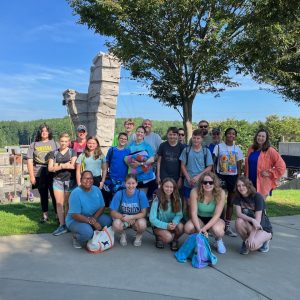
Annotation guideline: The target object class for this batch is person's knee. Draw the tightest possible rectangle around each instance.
[98,214,112,227]
[112,219,123,232]
[235,218,246,231]
[161,231,173,243]
[77,225,94,242]
[212,224,224,238]
[184,222,194,234]
[135,218,147,232]
[175,223,184,235]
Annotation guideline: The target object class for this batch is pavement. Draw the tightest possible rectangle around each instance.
[0,215,300,300]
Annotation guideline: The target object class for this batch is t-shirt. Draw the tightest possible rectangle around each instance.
[27,140,58,177]
[106,147,130,182]
[179,146,213,187]
[71,140,86,156]
[157,141,185,181]
[66,185,105,227]
[76,153,106,177]
[144,132,162,154]
[213,143,244,175]
[49,148,77,181]
[110,189,149,215]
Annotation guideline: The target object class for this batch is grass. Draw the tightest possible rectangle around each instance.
[0,190,299,236]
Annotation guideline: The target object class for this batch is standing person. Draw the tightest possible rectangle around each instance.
[184,172,226,254]
[180,129,213,213]
[208,128,222,155]
[106,132,130,193]
[110,174,149,247]
[112,118,135,146]
[198,120,212,147]
[76,136,107,189]
[150,178,184,251]
[66,170,112,249]
[126,126,156,196]
[178,128,187,146]
[27,124,58,223]
[213,127,244,237]
[156,127,185,187]
[244,129,286,200]
[71,125,88,156]
[234,176,273,254]
[141,119,162,155]
[48,133,77,236]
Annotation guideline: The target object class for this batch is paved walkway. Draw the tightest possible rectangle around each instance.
[0,215,300,300]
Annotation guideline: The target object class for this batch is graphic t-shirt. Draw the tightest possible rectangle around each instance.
[110,189,149,215]
[27,140,58,177]
[213,143,244,175]
[50,148,77,181]
[157,141,185,181]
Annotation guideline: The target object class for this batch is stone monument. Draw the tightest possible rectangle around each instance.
[63,52,121,154]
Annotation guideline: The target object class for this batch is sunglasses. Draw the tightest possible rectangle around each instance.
[202,180,214,185]
[178,133,185,136]
[199,125,208,129]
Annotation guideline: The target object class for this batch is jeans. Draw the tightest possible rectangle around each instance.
[68,214,112,243]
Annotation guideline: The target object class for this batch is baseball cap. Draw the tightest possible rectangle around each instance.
[77,125,87,132]
[212,128,221,134]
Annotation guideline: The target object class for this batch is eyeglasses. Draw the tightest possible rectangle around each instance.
[199,125,208,129]
[202,181,214,185]
[178,133,185,136]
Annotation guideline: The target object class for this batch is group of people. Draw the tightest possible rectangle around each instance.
[27,118,286,255]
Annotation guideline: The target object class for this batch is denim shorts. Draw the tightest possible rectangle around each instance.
[53,179,76,192]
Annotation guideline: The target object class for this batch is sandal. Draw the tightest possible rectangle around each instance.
[155,240,164,249]
[170,240,179,251]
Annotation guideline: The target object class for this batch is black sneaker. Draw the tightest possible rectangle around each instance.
[240,241,249,255]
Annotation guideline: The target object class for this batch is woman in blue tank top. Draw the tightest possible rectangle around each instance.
[184,171,226,254]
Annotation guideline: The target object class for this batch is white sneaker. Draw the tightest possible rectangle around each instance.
[120,232,127,246]
[214,239,226,254]
[133,233,143,247]
[72,237,82,249]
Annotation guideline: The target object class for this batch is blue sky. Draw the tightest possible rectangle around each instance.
[0,0,299,123]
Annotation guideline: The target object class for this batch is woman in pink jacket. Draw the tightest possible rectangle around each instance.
[245,129,286,199]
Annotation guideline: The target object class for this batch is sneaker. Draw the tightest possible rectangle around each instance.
[170,240,179,251]
[52,225,68,236]
[39,216,49,224]
[133,233,143,247]
[72,236,82,249]
[258,240,270,253]
[240,241,249,255]
[225,226,238,237]
[214,239,226,254]
[120,232,127,246]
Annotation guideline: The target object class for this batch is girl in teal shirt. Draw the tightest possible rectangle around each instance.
[150,178,183,251]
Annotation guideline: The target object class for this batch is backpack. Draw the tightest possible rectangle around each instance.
[185,146,208,168]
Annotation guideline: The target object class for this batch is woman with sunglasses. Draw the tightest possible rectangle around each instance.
[150,178,183,251]
[234,176,272,254]
[184,171,226,254]
[244,128,286,200]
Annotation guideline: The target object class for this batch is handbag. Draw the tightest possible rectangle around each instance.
[86,226,114,254]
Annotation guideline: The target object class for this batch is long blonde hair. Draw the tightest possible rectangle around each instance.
[196,171,223,203]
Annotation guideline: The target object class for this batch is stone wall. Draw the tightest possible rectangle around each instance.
[63,52,121,154]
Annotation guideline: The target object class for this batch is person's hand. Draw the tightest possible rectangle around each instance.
[156,176,161,185]
[99,181,104,189]
[94,222,102,231]
[30,176,36,185]
[252,219,262,230]
[245,237,255,249]
[177,177,183,189]
[167,223,176,231]
[129,159,140,168]
[200,228,208,237]
[261,170,270,177]
[122,214,133,223]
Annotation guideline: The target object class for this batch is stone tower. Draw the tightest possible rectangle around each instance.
[63,52,121,154]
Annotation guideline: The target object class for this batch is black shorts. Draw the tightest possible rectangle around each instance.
[217,174,238,193]
[198,216,212,225]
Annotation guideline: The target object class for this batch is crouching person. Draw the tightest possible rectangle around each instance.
[234,176,272,255]
[150,178,184,251]
[110,174,149,247]
[66,171,112,249]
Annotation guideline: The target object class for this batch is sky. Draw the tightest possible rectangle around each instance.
[0,0,299,123]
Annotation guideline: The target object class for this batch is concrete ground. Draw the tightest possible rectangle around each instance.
[0,215,299,300]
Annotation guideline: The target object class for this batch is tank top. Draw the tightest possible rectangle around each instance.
[197,200,216,217]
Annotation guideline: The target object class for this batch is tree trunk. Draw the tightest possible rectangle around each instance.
[182,100,193,142]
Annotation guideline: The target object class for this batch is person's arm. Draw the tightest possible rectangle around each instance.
[262,148,286,179]
[149,200,168,229]
[237,160,243,176]
[235,204,261,230]
[156,155,162,184]
[48,158,62,172]
[27,158,36,185]
[191,165,212,185]
[189,188,202,233]
[64,154,77,170]
[100,159,107,189]
[202,191,225,232]
[181,160,191,185]
[172,202,183,225]
[75,163,81,186]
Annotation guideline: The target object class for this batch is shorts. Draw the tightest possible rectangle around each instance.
[182,186,192,200]
[198,216,212,225]
[217,174,238,193]
[53,179,76,192]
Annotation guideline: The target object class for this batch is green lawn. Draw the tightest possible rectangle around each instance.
[0,190,299,236]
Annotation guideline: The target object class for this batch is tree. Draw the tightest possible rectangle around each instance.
[69,0,262,139]
[236,1,300,103]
